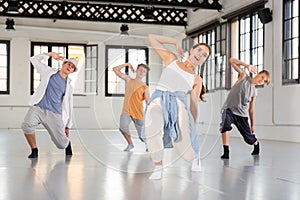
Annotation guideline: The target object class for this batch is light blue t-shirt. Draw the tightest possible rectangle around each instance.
[37,71,67,115]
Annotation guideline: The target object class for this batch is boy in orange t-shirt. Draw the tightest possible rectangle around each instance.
[113,63,150,151]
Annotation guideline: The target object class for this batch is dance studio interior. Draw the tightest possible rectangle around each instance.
[0,0,299,199]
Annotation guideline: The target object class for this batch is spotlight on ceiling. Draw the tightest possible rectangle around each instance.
[7,0,19,14]
[143,7,155,22]
[120,24,129,36]
[5,18,15,31]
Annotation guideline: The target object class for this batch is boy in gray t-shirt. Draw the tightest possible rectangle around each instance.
[220,58,270,159]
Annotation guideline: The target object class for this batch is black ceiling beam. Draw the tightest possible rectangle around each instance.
[0,0,189,26]
[73,0,223,10]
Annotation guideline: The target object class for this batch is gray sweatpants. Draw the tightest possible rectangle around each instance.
[21,106,69,149]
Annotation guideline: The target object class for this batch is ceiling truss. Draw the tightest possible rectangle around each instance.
[0,0,223,26]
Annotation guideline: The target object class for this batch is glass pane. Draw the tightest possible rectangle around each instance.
[245,32,250,50]
[0,44,7,55]
[258,28,264,46]
[108,49,126,68]
[252,30,258,48]
[292,59,299,79]
[292,38,299,58]
[221,40,226,55]
[221,24,226,39]
[285,0,292,19]
[216,41,221,53]
[91,58,97,69]
[0,80,7,91]
[252,48,258,66]
[244,50,250,65]
[284,60,291,79]
[240,34,245,51]
[216,26,220,41]
[285,40,292,59]
[241,18,245,33]
[221,71,226,88]
[252,14,258,30]
[292,17,299,37]
[92,46,97,57]
[292,0,299,17]
[258,47,264,65]
[0,67,7,79]
[0,55,7,66]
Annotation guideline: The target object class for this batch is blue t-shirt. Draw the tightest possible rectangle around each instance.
[37,71,67,115]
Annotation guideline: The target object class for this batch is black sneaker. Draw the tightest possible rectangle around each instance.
[65,142,73,156]
[251,142,260,155]
[28,148,38,159]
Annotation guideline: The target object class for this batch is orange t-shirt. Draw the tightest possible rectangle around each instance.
[122,79,148,120]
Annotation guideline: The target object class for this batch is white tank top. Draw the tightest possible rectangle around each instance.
[156,60,195,93]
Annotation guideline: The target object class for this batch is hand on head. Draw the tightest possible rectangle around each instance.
[176,41,184,58]
[127,63,135,73]
[248,65,258,74]
[49,52,65,61]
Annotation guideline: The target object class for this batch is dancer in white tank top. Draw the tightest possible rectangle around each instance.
[144,34,211,180]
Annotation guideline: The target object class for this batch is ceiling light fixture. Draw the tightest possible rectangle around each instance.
[143,7,155,22]
[7,0,19,14]
[120,24,129,36]
[5,18,15,31]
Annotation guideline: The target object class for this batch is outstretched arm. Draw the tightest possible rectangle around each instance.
[229,57,257,84]
[249,96,256,133]
[112,63,133,82]
[148,34,183,67]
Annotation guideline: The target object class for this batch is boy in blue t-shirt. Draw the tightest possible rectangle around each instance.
[22,52,78,158]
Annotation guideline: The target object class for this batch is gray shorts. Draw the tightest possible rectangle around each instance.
[21,106,69,149]
[119,113,143,138]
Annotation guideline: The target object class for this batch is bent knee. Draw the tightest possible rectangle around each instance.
[21,123,34,134]
[244,138,257,145]
[55,140,69,149]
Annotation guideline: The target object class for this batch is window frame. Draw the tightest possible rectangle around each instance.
[282,0,300,85]
[196,23,227,92]
[0,40,10,94]
[30,42,97,95]
[105,45,149,97]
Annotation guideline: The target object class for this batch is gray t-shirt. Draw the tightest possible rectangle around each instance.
[222,76,257,117]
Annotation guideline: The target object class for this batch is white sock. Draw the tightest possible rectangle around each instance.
[123,144,134,152]
[191,158,202,172]
[149,166,162,180]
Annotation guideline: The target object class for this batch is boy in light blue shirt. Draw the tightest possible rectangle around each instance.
[22,52,78,158]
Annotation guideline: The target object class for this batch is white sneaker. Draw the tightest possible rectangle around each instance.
[149,166,163,180]
[123,144,134,152]
[191,158,202,172]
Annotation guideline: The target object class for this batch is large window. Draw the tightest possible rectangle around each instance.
[198,24,227,92]
[231,9,264,85]
[105,45,148,96]
[31,43,97,95]
[215,24,227,89]
[0,41,9,94]
[283,0,299,84]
